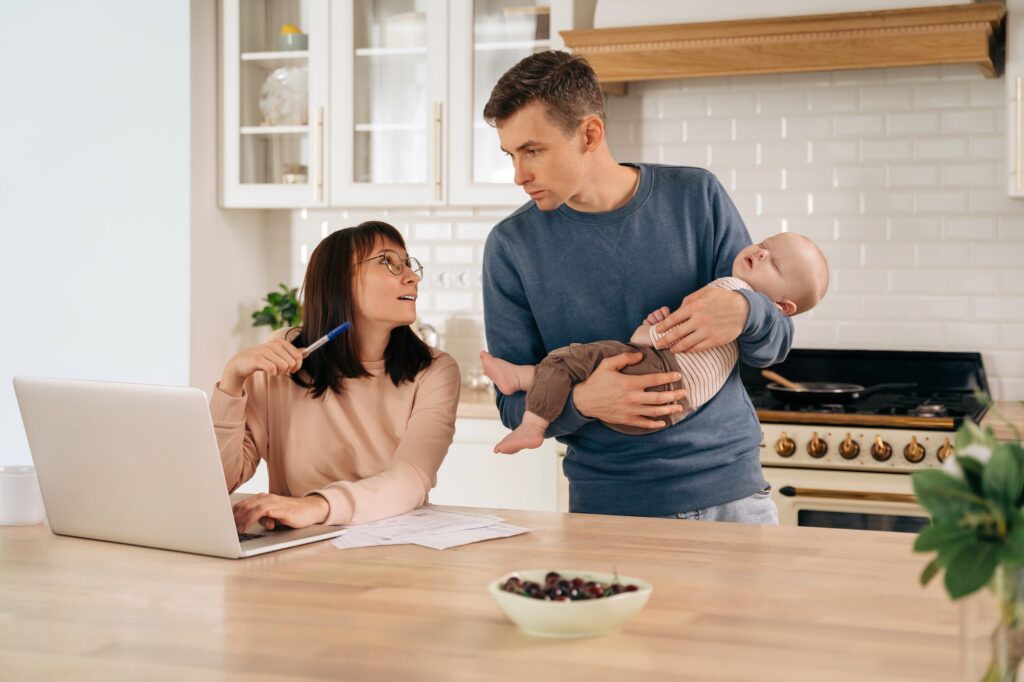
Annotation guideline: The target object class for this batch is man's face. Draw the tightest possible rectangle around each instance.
[495,102,587,211]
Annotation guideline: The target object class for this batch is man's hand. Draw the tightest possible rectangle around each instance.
[232,493,330,532]
[655,288,749,354]
[572,352,686,429]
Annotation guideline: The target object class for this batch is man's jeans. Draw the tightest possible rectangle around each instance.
[664,486,779,525]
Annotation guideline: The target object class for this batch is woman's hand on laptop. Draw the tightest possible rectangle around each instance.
[219,339,305,397]
[232,493,330,532]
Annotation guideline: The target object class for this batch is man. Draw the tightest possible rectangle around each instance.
[481,51,792,523]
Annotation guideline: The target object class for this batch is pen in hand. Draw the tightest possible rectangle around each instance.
[302,322,352,358]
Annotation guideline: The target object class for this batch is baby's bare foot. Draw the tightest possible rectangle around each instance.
[494,424,545,454]
[480,350,529,395]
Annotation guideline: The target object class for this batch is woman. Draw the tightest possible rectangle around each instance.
[211,221,460,532]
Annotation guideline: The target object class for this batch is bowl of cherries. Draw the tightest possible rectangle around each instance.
[488,569,652,638]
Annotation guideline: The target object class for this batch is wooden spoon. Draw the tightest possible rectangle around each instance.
[761,370,807,392]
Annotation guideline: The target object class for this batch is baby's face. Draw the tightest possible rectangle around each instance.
[732,233,822,314]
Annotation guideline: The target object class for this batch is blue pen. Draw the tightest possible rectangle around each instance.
[301,322,352,358]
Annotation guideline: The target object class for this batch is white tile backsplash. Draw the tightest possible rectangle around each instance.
[290,65,1024,400]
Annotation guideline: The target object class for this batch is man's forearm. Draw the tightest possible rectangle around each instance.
[736,289,794,367]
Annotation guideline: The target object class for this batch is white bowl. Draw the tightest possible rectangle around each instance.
[488,569,652,638]
[0,465,46,525]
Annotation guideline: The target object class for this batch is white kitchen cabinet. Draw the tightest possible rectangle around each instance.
[329,0,449,206]
[222,0,330,208]
[1009,0,1023,198]
[430,417,560,511]
[448,0,594,206]
[223,0,594,209]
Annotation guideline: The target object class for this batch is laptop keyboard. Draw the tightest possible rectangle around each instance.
[238,532,264,542]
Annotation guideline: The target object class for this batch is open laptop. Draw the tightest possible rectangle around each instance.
[12,376,347,559]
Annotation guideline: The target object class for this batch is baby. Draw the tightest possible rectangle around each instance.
[481,232,829,454]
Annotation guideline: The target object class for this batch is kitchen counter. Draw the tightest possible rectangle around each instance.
[457,388,500,419]
[0,509,957,681]
[985,401,1024,442]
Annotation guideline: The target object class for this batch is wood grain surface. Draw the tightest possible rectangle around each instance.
[0,507,958,681]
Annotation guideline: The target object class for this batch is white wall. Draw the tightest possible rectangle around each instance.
[0,1,191,466]
[190,0,282,398]
[289,64,1024,401]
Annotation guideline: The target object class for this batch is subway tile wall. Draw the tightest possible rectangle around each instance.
[291,64,1024,400]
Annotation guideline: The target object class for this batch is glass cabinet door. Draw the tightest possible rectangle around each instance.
[449,0,571,206]
[222,0,329,208]
[330,0,447,206]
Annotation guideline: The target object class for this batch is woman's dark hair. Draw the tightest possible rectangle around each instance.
[483,50,605,134]
[290,221,433,398]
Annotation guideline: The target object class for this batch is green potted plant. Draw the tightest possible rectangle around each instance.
[252,283,302,330]
[912,402,1024,681]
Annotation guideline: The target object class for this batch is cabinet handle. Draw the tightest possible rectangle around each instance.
[314,106,324,203]
[432,101,443,202]
[1016,77,1021,194]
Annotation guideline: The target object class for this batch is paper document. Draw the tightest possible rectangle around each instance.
[331,506,530,551]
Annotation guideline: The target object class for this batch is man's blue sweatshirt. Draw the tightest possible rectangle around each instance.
[481,164,794,516]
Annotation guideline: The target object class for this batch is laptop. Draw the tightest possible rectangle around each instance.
[12,376,347,559]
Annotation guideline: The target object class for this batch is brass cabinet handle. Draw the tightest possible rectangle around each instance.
[432,102,443,201]
[1016,76,1021,194]
[315,106,324,203]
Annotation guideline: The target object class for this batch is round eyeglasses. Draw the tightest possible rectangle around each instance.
[360,250,424,278]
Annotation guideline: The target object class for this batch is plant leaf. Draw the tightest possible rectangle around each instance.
[983,446,1024,518]
[958,456,985,495]
[944,542,998,599]
[920,557,943,586]
[912,470,987,522]
[1001,515,1024,566]
[914,522,977,553]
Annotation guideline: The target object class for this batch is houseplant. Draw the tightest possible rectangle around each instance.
[251,283,302,330]
[912,404,1024,681]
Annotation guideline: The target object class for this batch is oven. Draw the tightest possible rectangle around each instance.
[762,465,928,532]
[742,349,989,534]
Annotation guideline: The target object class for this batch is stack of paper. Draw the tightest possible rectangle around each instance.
[331,506,530,551]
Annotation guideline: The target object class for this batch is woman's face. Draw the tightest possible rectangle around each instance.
[351,239,421,330]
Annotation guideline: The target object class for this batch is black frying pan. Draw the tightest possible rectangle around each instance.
[761,370,917,407]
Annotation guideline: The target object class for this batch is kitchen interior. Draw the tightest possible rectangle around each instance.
[1,0,1023,678]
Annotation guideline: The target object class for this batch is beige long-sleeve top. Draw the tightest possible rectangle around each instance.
[210,334,460,526]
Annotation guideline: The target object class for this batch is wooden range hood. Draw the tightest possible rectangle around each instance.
[561,2,1006,93]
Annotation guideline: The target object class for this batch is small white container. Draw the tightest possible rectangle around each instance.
[0,465,46,525]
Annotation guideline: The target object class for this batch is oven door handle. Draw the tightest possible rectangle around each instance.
[778,486,917,505]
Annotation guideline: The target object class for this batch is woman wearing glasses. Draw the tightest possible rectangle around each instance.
[211,221,460,532]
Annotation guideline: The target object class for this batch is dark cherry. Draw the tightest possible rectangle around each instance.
[506,573,640,601]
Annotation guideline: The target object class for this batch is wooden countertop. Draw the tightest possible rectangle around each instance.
[0,509,957,681]
[985,401,1024,442]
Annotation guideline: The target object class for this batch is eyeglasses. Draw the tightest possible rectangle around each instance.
[360,250,424,278]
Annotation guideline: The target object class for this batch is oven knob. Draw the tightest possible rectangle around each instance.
[807,432,828,458]
[839,434,860,460]
[936,438,955,463]
[903,436,926,463]
[871,436,893,462]
[775,433,796,458]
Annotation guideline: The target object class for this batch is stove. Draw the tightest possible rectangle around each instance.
[741,348,989,474]
[741,349,989,532]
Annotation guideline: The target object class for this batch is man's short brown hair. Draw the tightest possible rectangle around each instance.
[483,50,605,134]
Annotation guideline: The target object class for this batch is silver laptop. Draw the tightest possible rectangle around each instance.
[12,376,347,559]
